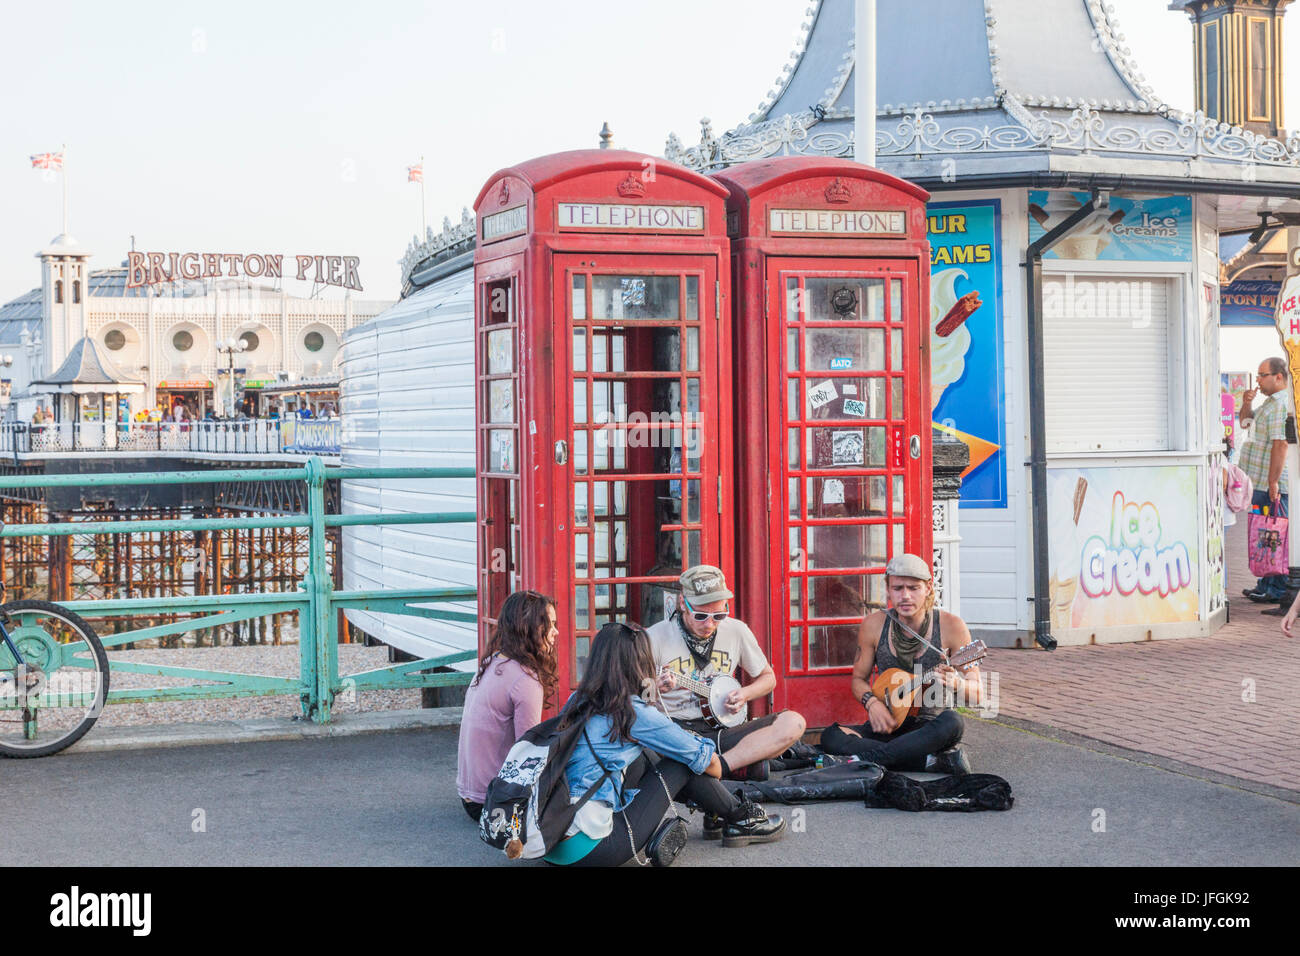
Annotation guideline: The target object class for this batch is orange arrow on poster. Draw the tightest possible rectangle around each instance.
[932,421,999,480]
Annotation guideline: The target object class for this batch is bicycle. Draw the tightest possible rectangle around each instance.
[0,583,110,758]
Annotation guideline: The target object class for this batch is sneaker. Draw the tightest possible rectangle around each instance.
[1243,588,1270,602]
[930,744,972,776]
[702,813,724,841]
[721,799,786,847]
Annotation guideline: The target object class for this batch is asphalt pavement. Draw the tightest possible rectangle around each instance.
[4,716,1297,866]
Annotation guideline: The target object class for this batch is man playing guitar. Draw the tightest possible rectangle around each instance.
[649,565,807,792]
[821,553,979,775]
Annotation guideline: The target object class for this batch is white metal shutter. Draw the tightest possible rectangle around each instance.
[1042,275,1172,452]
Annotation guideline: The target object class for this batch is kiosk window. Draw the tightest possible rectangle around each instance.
[1043,275,1177,452]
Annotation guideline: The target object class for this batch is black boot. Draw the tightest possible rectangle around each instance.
[929,744,972,776]
[721,798,786,847]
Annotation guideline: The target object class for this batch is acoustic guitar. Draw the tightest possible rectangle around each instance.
[870,640,987,726]
[663,669,746,729]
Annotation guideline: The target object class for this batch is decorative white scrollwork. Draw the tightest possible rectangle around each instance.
[1205,456,1226,616]
[932,547,946,608]
[667,102,1300,173]
[399,207,476,289]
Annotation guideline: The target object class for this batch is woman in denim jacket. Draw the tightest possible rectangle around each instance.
[545,621,785,866]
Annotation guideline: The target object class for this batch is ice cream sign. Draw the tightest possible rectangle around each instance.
[1079,491,1193,599]
[1275,274,1300,393]
[1028,191,1192,262]
[1048,467,1199,629]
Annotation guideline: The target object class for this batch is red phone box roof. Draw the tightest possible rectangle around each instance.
[712,156,930,242]
[474,149,730,246]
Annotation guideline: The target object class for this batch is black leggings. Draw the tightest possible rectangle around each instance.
[820,710,964,772]
[571,755,741,867]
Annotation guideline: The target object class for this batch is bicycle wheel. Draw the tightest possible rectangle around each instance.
[0,599,109,758]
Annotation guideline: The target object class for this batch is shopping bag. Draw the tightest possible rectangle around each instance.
[1247,510,1289,577]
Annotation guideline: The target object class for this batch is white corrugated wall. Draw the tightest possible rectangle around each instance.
[340,265,477,660]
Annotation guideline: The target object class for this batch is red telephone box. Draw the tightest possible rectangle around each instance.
[713,157,932,728]
[473,150,733,695]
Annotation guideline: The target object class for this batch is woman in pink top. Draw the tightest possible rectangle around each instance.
[456,590,558,820]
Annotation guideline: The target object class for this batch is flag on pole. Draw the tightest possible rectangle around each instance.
[407,163,423,183]
[30,150,65,170]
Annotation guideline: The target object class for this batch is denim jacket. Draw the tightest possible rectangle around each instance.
[563,695,716,813]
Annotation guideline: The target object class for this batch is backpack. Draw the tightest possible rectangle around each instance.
[1224,462,1253,514]
[478,712,611,860]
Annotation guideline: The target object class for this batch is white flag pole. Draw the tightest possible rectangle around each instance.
[420,155,427,237]
[854,1,876,166]
[61,143,69,235]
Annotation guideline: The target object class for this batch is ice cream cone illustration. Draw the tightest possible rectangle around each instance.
[929,268,975,411]
[1049,476,1088,631]
[1032,192,1126,260]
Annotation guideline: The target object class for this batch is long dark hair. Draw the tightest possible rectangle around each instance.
[476,590,559,708]
[560,621,656,744]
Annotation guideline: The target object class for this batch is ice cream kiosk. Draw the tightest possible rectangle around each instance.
[712,157,932,727]
[473,149,733,693]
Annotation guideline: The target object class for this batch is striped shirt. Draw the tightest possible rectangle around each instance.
[1240,393,1289,495]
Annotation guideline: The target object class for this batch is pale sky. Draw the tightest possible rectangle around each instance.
[0,1,1295,306]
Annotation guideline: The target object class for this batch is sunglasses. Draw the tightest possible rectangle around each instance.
[684,601,728,623]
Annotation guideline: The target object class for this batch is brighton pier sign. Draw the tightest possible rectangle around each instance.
[126,252,363,291]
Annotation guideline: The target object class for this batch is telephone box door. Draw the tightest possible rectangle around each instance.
[769,257,929,724]
[554,253,728,689]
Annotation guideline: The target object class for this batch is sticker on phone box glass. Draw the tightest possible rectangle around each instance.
[807,380,838,409]
[830,357,853,370]
[842,399,866,417]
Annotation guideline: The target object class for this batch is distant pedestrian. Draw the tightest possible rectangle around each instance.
[1239,357,1291,604]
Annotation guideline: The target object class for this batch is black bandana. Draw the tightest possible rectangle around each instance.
[890,610,932,673]
[676,610,716,672]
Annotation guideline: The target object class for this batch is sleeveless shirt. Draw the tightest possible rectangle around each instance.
[873,611,946,717]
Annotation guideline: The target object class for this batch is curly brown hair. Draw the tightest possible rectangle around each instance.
[475,590,559,708]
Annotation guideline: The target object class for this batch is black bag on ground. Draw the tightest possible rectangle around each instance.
[736,761,885,803]
[864,770,1014,812]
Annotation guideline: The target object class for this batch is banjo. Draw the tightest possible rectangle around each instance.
[662,668,746,729]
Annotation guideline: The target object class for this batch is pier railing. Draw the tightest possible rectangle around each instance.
[0,458,476,723]
[0,420,342,457]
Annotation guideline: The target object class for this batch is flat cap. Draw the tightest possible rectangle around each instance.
[885,553,932,581]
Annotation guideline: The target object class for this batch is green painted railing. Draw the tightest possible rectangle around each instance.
[0,458,478,722]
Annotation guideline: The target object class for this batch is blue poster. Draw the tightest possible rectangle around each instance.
[1220,279,1279,326]
[1028,191,1193,261]
[927,199,1006,509]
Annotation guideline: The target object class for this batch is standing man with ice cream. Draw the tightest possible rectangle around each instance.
[1239,357,1291,604]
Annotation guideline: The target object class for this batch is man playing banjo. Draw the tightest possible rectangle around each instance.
[820,553,979,774]
[648,565,807,790]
